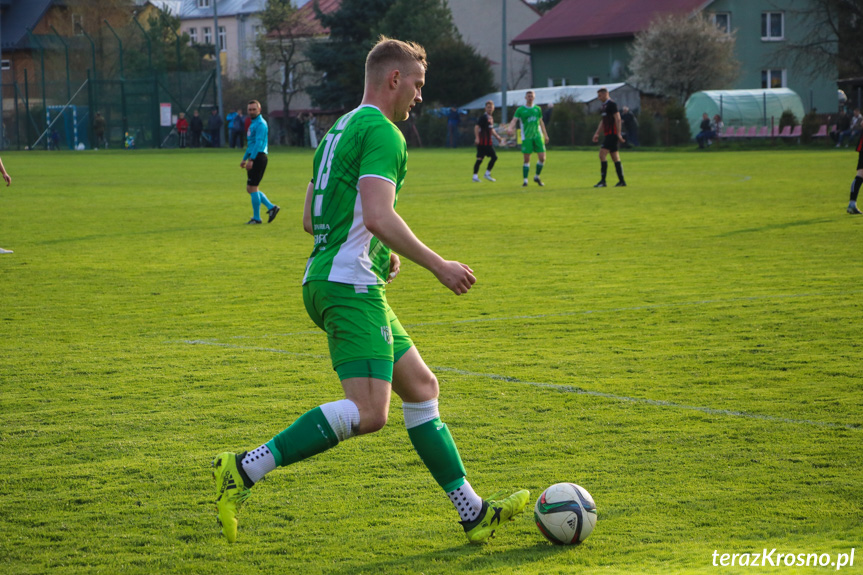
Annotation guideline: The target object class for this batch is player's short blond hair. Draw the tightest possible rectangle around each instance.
[365,36,427,85]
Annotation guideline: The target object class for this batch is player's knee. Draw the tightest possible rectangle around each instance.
[420,371,440,399]
[358,410,388,434]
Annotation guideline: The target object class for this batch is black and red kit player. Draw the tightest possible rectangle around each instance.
[592,87,627,188]
[472,100,505,182]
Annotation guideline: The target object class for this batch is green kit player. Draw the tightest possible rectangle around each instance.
[506,90,549,186]
[212,36,529,545]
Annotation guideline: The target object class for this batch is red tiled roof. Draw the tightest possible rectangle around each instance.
[269,0,341,39]
[512,0,713,45]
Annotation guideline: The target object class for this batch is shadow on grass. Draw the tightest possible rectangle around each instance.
[325,539,587,575]
[715,217,834,237]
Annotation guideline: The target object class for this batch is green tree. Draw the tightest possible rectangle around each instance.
[306,0,395,110]
[306,0,493,110]
[374,0,493,106]
[125,9,202,76]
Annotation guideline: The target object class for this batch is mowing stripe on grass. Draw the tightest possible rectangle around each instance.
[181,339,329,359]
[178,340,860,431]
[402,290,863,328]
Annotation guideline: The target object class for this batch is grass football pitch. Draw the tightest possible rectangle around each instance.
[0,146,860,574]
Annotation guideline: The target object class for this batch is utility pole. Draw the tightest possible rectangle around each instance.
[213,0,224,146]
[501,0,508,124]
[0,9,4,150]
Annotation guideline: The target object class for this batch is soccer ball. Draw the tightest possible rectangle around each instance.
[534,483,597,545]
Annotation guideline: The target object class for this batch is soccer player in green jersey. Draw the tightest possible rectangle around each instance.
[212,36,529,545]
[506,90,549,187]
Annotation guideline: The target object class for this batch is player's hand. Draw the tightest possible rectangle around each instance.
[387,252,401,283]
[2,173,10,186]
[592,134,599,143]
[434,260,475,295]
[619,135,626,143]
[475,138,479,145]
[544,134,550,144]
[246,160,253,171]
[240,161,246,169]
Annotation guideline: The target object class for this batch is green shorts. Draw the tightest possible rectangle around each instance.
[521,135,546,155]
[303,280,414,382]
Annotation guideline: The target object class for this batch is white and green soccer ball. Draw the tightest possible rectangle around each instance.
[534,482,597,545]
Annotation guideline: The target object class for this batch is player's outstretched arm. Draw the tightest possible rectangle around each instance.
[0,157,10,186]
[359,177,475,295]
[505,117,518,135]
[302,181,314,235]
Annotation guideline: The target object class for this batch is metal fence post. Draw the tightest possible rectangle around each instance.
[50,26,71,102]
[77,25,98,118]
[26,29,48,149]
[104,20,128,139]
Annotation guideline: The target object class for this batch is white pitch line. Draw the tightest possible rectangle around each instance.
[430,366,861,431]
[178,339,860,431]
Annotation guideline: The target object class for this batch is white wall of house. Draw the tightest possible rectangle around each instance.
[447,0,539,91]
[180,13,262,78]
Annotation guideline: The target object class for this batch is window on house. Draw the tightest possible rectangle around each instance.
[189,28,198,44]
[254,25,265,37]
[587,76,600,86]
[761,69,786,89]
[197,0,210,8]
[203,26,212,45]
[712,12,731,34]
[1,60,11,71]
[548,78,568,87]
[761,12,784,40]
[72,14,84,34]
[218,26,226,52]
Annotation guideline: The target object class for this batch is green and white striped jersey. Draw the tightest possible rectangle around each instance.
[514,105,543,139]
[303,105,408,286]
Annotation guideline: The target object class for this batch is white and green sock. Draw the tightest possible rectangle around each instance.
[403,399,482,522]
[241,444,276,484]
[447,480,483,522]
[264,399,359,468]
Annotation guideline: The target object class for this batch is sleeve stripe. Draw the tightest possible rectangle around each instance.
[358,174,397,186]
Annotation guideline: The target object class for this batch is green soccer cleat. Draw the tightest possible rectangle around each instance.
[461,489,530,543]
[212,452,252,543]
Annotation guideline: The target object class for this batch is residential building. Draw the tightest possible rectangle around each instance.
[177,0,265,79]
[447,0,541,91]
[511,0,837,114]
